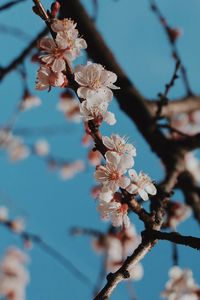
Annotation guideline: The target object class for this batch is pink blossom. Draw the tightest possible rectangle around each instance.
[126,169,157,201]
[74,62,119,101]
[95,151,132,192]
[36,65,67,90]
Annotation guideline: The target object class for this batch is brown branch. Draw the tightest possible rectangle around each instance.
[94,169,180,299]
[149,0,193,96]
[0,27,48,81]
[147,96,200,118]
[156,60,180,119]
[142,229,200,250]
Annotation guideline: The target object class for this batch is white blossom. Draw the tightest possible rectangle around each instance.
[95,151,132,192]
[0,247,30,300]
[79,96,116,125]
[57,92,81,123]
[102,134,136,162]
[162,266,200,300]
[20,94,41,111]
[51,18,77,33]
[97,200,130,228]
[126,169,157,200]
[34,140,50,156]
[74,62,119,101]
[36,65,66,90]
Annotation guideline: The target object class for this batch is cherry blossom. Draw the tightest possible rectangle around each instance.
[20,92,41,111]
[51,18,77,33]
[126,169,157,201]
[95,151,132,192]
[0,247,30,300]
[102,134,136,161]
[39,29,86,72]
[8,143,30,162]
[36,65,67,90]
[34,140,50,156]
[88,149,102,166]
[57,91,81,123]
[164,201,191,229]
[74,62,119,101]
[79,96,116,126]
[98,200,130,228]
[162,266,200,300]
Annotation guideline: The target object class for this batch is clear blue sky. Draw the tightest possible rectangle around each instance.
[0,0,199,299]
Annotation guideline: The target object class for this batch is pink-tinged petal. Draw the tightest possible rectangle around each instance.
[109,83,120,90]
[128,169,138,182]
[51,58,66,73]
[105,151,120,165]
[124,144,137,157]
[97,88,113,101]
[107,180,119,192]
[39,37,55,51]
[99,190,113,203]
[95,167,108,182]
[119,154,134,171]
[104,111,116,125]
[129,263,144,281]
[77,87,92,99]
[102,136,114,150]
[118,176,130,189]
[138,188,149,201]
[126,183,138,194]
[76,38,87,49]
[145,183,157,195]
[123,214,130,229]
[168,266,182,279]
[75,71,88,86]
[111,213,123,227]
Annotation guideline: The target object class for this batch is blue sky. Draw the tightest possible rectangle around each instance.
[0,0,199,299]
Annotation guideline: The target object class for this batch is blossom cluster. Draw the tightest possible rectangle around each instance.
[36,18,87,90]
[35,14,157,228]
[93,225,143,281]
[0,247,30,300]
[95,134,157,228]
[162,266,200,300]
[0,129,29,162]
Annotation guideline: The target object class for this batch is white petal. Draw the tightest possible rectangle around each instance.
[118,176,130,189]
[138,188,149,201]
[128,169,138,182]
[126,183,138,194]
[145,183,157,195]
[104,111,116,125]
[105,151,120,165]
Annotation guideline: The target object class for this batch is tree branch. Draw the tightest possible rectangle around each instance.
[147,96,200,118]
[142,229,200,250]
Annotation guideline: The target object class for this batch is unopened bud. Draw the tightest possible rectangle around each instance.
[51,1,60,18]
